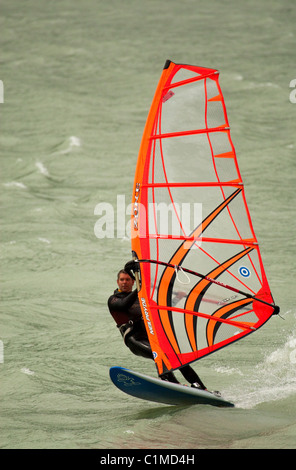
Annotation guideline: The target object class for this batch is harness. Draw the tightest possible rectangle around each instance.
[118,320,134,344]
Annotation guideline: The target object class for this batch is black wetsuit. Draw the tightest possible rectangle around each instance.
[108,288,206,388]
[108,288,152,359]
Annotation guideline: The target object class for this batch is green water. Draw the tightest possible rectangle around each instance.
[0,0,295,449]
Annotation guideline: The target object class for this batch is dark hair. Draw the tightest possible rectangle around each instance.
[117,269,135,280]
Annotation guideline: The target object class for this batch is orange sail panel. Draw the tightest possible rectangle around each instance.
[131,60,276,377]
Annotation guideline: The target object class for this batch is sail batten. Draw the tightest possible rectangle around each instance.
[131,60,278,376]
[150,126,230,140]
[162,70,219,90]
[141,182,243,187]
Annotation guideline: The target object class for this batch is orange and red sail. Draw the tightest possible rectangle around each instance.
[130,60,278,377]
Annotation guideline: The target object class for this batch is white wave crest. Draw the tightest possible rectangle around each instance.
[35,161,50,176]
[234,330,296,409]
[4,181,27,189]
[59,136,81,154]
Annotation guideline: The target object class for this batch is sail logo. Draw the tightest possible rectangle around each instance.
[239,266,251,278]
[140,298,154,335]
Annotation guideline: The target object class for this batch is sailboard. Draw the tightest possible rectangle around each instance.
[110,367,234,407]
[128,59,279,385]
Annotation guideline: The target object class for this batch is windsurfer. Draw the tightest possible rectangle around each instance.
[108,268,207,389]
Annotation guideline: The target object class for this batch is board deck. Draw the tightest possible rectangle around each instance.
[109,367,234,407]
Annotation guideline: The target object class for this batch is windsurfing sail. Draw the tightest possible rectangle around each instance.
[130,60,279,377]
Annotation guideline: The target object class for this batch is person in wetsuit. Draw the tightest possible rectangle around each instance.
[107,268,207,389]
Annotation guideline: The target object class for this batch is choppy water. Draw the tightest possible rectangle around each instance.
[1,0,295,450]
